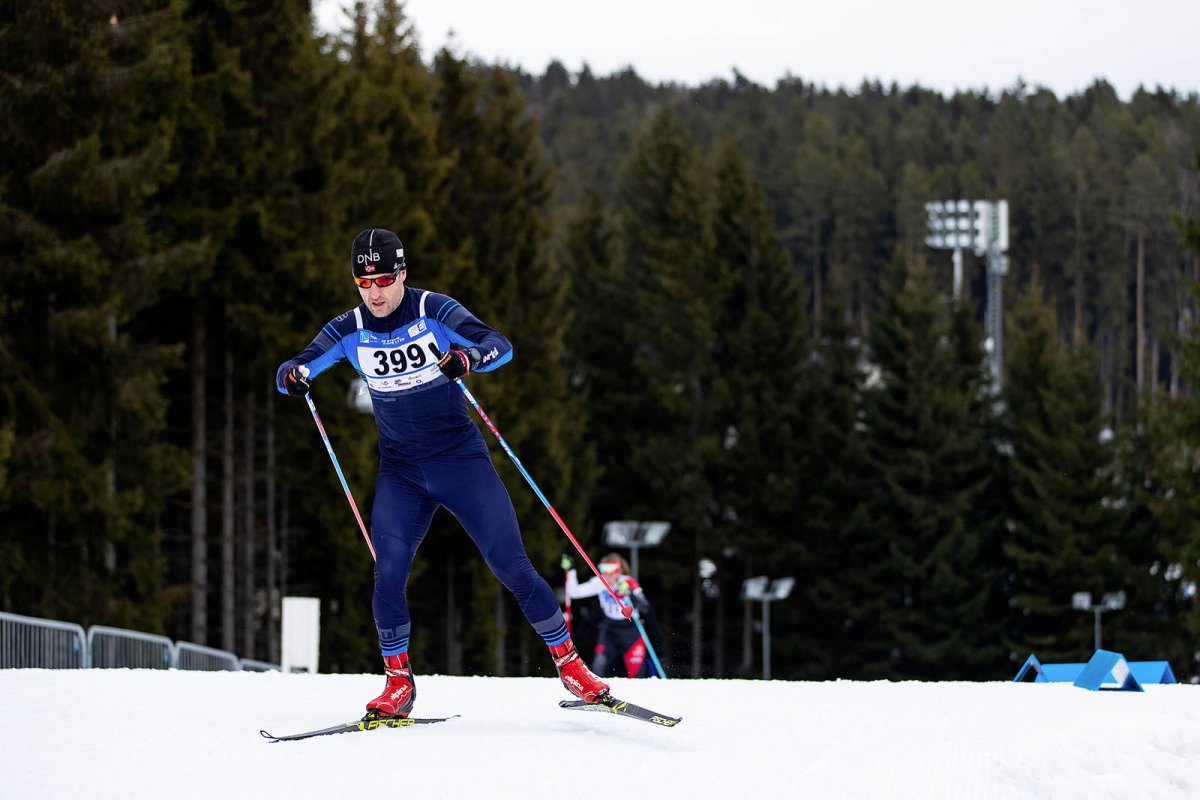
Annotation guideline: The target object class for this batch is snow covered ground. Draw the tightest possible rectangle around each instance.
[2,668,1198,799]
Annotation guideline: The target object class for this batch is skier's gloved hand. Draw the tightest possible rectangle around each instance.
[436,346,478,380]
[560,555,573,570]
[282,364,311,397]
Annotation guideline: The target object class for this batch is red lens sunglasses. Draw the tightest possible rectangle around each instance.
[355,270,401,289]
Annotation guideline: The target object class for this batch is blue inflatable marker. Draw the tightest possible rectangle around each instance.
[1014,652,1176,686]
[1072,649,1143,692]
[1128,661,1177,685]
[1013,653,1043,682]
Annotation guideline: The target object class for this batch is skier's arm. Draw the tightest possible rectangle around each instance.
[426,293,512,374]
[564,568,606,600]
[275,313,353,395]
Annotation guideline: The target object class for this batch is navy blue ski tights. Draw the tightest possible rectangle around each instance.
[369,436,568,656]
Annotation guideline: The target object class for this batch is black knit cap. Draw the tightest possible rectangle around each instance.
[350,228,406,278]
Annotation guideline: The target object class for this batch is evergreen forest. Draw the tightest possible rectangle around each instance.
[3,0,1200,681]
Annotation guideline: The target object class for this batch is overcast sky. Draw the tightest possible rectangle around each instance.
[315,0,1199,99]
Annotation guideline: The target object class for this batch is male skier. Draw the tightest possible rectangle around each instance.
[276,228,608,717]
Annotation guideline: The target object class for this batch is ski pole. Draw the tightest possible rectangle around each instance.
[629,609,666,679]
[305,393,376,561]
[447,372,632,619]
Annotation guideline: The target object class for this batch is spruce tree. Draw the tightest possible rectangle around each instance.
[0,1,192,626]
[706,142,809,677]
[559,187,617,535]
[331,0,445,242]
[786,112,838,331]
[556,188,619,660]
[604,107,719,674]
[157,0,357,655]
[1108,404,1196,673]
[830,135,890,334]
[428,51,576,676]
[1002,279,1125,662]
[859,257,1002,679]
[289,0,448,673]
[801,270,874,678]
[1142,182,1200,678]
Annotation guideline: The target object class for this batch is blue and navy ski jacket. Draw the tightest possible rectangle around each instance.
[276,287,512,460]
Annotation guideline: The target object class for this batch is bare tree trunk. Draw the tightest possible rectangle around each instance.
[103,313,117,614]
[446,556,461,674]
[280,487,289,601]
[45,515,56,609]
[494,589,506,676]
[1136,226,1146,392]
[221,350,235,652]
[190,301,208,644]
[740,588,754,676]
[811,219,822,334]
[691,561,702,677]
[1172,312,1184,396]
[1100,326,1113,418]
[1073,182,1085,347]
[1147,335,1156,400]
[242,391,256,658]
[714,575,725,678]
[266,385,279,663]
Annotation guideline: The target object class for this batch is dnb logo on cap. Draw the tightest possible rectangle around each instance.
[351,228,406,278]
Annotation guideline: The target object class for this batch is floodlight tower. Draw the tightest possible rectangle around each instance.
[603,520,670,578]
[742,576,795,680]
[925,199,1010,389]
[1072,591,1127,651]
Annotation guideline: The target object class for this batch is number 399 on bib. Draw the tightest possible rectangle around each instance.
[357,331,442,393]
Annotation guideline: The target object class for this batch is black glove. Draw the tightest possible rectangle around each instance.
[560,554,573,570]
[282,364,311,397]
[437,346,477,380]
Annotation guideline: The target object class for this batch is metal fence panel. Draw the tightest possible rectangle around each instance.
[88,626,174,669]
[174,641,239,671]
[0,611,88,669]
[3,611,274,672]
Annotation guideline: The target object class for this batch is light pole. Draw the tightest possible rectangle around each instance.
[603,520,670,578]
[742,576,795,680]
[1072,591,1127,650]
[925,198,1010,388]
[699,558,718,598]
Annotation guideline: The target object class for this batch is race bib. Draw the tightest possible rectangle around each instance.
[357,330,442,393]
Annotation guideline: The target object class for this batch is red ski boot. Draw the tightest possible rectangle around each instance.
[550,638,609,703]
[365,653,416,718]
